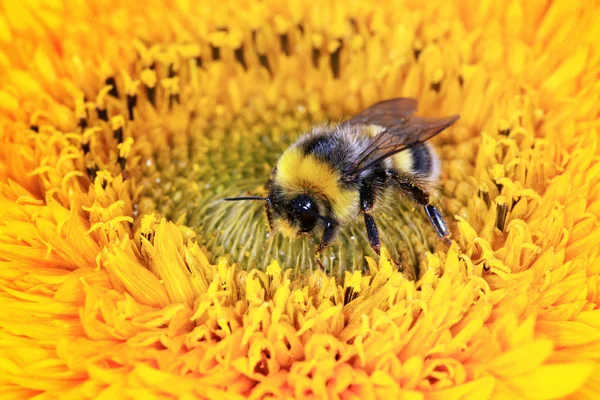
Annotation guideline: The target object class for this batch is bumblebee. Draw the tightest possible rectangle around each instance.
[225,98,459,259]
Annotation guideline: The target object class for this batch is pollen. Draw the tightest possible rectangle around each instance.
[117,137,134,158]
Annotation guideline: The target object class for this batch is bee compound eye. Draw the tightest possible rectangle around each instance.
[291,195,319,233]
[297,209,317,233]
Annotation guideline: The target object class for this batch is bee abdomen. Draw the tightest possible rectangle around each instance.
[410,143,433,176]
[301,134,337,157]
[393,142,440,181]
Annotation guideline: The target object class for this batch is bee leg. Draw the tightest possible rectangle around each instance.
[264,201,275,233]
[314,254,325,271]
[360,181,382,255]
[424,204,451,244]
[315,221,338,271]
[386,169,451,244]
[423,205,452,243]
[262,201,277,254]
[364,214,381,255]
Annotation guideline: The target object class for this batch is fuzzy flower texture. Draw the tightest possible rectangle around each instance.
[1,0,600,399]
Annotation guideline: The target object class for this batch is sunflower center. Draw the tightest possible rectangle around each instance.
[76,39,462,279]
[128,110,447,278]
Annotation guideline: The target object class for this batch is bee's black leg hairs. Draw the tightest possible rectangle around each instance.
[264,201,275,233]
[318,221,339,251]
[363,213,381,255]
[360,178,384,255]
[386,169,451,244]
[424,205,450,243]
[315,221,339,270]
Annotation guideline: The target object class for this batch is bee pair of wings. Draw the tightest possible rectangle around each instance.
[341,98,460,178]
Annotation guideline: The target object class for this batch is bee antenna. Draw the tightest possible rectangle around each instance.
[223,196,271,204]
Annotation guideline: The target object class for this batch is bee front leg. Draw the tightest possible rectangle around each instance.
[315,221,338,270]
[264,201,275,233]
[360,182,381,255]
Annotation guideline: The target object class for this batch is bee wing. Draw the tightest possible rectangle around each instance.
[342,98,459,177]
[344,98,419,125]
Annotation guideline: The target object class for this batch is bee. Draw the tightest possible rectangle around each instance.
[225,98,459,260]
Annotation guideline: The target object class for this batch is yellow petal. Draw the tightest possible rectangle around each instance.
[505,363,595,399]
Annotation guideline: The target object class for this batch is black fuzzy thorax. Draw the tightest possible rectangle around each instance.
[295,126,379,189]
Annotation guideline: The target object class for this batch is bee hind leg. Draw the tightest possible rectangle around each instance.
[424,204,451,244]
[386,169,451,244]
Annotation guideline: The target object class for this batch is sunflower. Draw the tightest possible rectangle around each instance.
[1,0,599,398]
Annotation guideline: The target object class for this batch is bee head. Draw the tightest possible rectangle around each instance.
[224,191,327,238]
[285,194,320,234]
